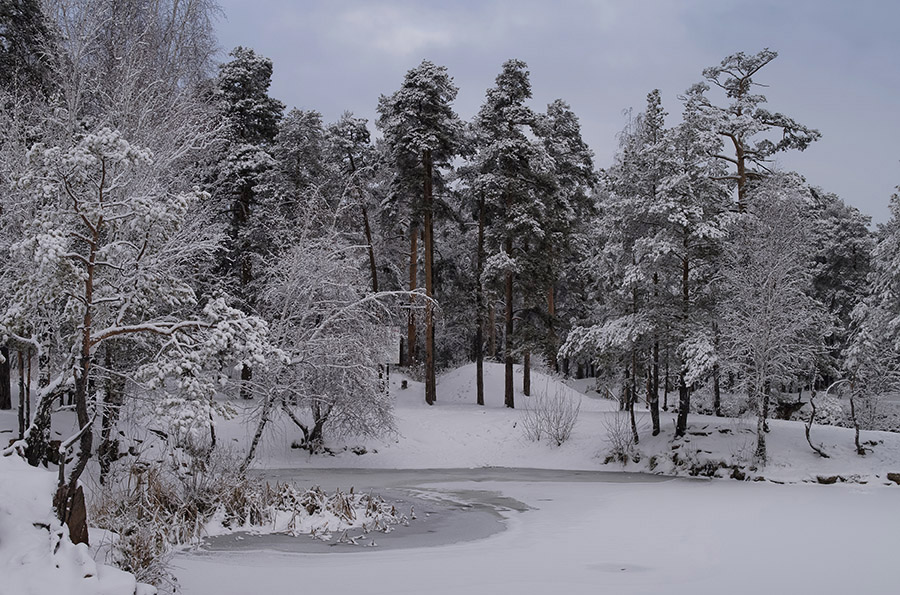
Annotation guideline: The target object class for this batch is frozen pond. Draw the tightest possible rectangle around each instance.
[201,467,672,553]
[175,469,899,594]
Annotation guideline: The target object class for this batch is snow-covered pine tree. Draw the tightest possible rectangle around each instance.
[807,189,873,384]
[326,111,381,293]
[561,90,671,441]
[683,49,820,212]
[0,0,58,97]
[532,99,596,378]
[211,46,284,398]
[659,103,731,437]
[845,187,900,445]
[376,59,464,405]
[470,59,555,408]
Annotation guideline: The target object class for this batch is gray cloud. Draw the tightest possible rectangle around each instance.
[216,0,900,222]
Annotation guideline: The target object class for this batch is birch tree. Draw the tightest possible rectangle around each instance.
[719,174,829,463]
[2,129,271,542]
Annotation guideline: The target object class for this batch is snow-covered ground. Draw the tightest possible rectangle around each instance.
[3,362,899,594]
[176,476,899,595]
[231,362,900,485]
[0,454,148,595]
[172,363,900,594]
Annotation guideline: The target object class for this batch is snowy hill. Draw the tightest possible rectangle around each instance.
[233,362,900,485]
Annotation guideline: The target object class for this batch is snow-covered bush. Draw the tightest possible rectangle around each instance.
[811,393,845,427]
[521,383,581,446]
[248,209,403,459]
[91,449,407,589]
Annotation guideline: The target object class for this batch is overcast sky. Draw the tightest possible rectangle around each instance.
[215,0,900,223]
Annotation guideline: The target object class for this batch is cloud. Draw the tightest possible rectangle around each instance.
[336,5,454,57]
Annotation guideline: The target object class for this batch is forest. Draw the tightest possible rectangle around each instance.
[2,1,899,594]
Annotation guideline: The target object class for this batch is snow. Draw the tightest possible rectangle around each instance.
[175,477,900,595]
[233,362,900,485]
[0,453,147,595]
[168,363,900,594]
[3,362,899,594]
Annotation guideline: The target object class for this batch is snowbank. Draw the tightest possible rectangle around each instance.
[0,453,150,595]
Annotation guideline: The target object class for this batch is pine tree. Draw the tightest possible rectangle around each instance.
[211,47,284,398]
[471,59,555,408]
[845,187,900,446]
[533,99,596,376]
[326,112,380,293]
[377,60,463,406]
[807,189,873,382]
[0,0,57,96]
[683,49,820,211]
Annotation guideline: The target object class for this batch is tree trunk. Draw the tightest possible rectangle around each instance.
[423,149,436,406]
[547,285,558,372]
[475,195,485,406]
[713,364,722,417]
[523,351,531,397]
[240,364,252,399]
[18,351,27,438]
[663,341,669,411]
[675,371,690,437]
[504,237,515,409]
[407,223,419,367]
[362,205,378,293]
[25,352,31,424]
[26,389,54,467]
[488,304,496,359]
[242,394,274,472]
[648,355,660,436]
[0,345,10,410]
[98,346,125,484]
[652,339,659,413]
[849,387,865,456]
[755,385,768,463]
[629,356,639,444]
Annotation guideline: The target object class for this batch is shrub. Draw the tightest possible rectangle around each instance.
[601,412,638,464]
[521,383,581,446]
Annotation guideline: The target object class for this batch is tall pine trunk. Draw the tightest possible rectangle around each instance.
[648,348,660,436]
[0,345,10,410]
[504,236,515,409]
[674,251,691,437]
[547,285,558,372]
[406,223,419,367]
[18,351,27,438]
[755,383,769,463]
[523,351,531,397]
[488,305,496,359]
[675,371,690,438]
[423,149,436,405]
[475,195,485,406]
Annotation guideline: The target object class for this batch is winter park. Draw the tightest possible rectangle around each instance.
[2,1,900,594]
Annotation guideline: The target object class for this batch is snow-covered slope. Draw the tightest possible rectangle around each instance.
[0,453,148,595]
[229,362,900,485]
